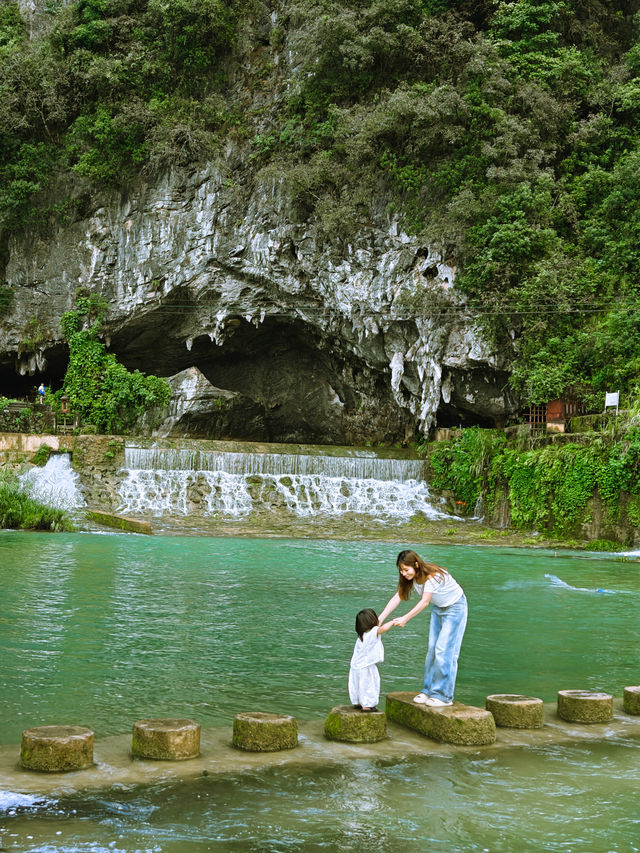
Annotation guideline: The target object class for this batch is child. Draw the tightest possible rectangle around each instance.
[348,608,394,711]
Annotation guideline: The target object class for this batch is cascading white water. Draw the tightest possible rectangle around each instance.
[117,445,454,520]
[19,454,84,511]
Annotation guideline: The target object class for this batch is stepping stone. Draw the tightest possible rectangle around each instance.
[131,718,200,760]
[623,686,640,715]
[324,705,387,743]
[20,725,94,772]
[232,712,298,752]
[385,692,495,745]
[557,690,613,723]
[486,694,544,729]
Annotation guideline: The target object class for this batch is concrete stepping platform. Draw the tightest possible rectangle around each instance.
[486,694,544,729]
[232,712,298,752]
[623,686,640,715]
[385,692,496,745]
[20,726,94,772]
[3,702,640,796]
[557,690,613,723]
[131,719,200,760]
[324,705,387,743]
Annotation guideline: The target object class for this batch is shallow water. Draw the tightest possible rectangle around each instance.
[1,532,639,851]
[2,742,639,852]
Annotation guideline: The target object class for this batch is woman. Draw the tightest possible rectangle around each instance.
[379,549,467,706]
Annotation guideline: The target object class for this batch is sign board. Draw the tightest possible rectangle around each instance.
[604,391,619,412]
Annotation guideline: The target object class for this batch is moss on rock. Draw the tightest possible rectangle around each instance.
[486,694,544,729]
[232,712,298,752]
[557,690,613,723]
[623,686,640,715]
[385,692,495,745]
[131,718,200,760]
[323,705,387,743]
[20,725,94,772]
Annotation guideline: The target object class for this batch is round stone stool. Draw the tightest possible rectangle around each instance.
[486,694,544,729]
[557,690,613,723]
[20,725,94,772]
[623,686,640,715]
[131,718,201,760]
[324,705,387,743]
[232,712,298,752]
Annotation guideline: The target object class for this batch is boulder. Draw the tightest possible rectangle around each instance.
[152,367,267,440]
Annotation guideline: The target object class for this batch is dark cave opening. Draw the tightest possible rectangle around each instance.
[0,344,68,400]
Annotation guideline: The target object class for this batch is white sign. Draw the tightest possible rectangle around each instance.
[604,391,619,412]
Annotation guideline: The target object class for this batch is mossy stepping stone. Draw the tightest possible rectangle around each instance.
[623,686,640,715]
[324,705,387,743]
[232,712,298,752]
[20,725,94,772]
[131,718,201,760]
[385,692,495,745]
[486,694,544,729]
[557,690,613,723]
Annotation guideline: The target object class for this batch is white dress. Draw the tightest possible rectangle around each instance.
[348,626,384,708]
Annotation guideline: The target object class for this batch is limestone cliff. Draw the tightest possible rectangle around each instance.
[0,1,517,445]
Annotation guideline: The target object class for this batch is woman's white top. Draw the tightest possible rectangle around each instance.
[350,626,384,670]
[413,571,463,608]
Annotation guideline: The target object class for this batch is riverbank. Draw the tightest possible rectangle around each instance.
[77,509,640,555]
[4,431,640,553]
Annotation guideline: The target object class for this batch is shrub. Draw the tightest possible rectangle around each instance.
[58,295,171,434]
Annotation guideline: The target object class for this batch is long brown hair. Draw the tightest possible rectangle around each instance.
[396,549,448,601]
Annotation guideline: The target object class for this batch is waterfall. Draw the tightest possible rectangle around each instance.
[118,443,454,520]
[19,454,84,511]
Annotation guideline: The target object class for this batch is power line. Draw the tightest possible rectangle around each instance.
[120,302,640,318]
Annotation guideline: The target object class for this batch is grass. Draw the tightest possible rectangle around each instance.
[0,470,73,532]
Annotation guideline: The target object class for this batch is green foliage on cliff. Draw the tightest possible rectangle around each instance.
[59,295,171,434]
[0,470,73,531]
[0,0,245,224]
[427,422,640,542]
[427,427,506,511]
[1,0,640,408]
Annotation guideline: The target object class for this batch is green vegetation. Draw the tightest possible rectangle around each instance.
[31,443,54,466]
[57,294,170,433]
[0,469,73,531]
[0,0,246,231]
[424,420,640,542]
[1,0,640,408]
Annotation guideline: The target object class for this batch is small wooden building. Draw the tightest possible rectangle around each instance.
[526,397,585,433]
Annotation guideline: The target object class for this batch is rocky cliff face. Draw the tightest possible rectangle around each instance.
[1,0,518,445]
[1,156,516,444]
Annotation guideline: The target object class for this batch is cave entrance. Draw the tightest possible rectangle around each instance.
[111,313,414,445]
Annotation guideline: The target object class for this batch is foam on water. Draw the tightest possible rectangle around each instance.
[117,445,454,520]
[0,790,55,813]
[544,573,621,595]
[19,454,84,511]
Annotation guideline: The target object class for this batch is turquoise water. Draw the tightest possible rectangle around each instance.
[1,531,639,851]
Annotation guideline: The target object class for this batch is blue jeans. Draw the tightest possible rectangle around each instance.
[423,593,467,703]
